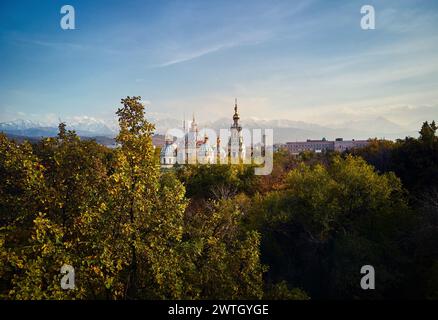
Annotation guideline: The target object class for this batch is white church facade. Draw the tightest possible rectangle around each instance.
[160,99,246,168]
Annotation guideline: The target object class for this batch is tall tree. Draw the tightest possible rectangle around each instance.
[181,198,265,299]
[96,96,187,299]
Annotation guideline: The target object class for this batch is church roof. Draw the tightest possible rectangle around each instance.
[160,143,177,157]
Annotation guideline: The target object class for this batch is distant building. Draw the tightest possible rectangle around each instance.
[160,99,246,168]
[284,138,369,155]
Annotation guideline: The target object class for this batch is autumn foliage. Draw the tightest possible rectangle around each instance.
[1,98,437,299]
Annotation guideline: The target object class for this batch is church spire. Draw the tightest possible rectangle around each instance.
[183,112,186,132]
[190,112,198,133]
[233,98,240,124]
[231,98,241,130]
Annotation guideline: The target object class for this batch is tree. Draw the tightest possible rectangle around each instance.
[391,121,438,194]
[1,97,268,300]
[407,189,438,299]
[176,163,259,200]
[349,121,438,196]
[2,124,110,299]
[90,96,188,299]
[180,198,265,299]
[0,134,48,298]
[349,139,395,173]
[419,121,437,145]
[248,155,413,298]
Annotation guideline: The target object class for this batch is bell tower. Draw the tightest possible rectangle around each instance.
[231,98,242,131]
[229,98,245,161]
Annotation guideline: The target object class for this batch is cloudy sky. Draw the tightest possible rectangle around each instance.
[1,0,437,130]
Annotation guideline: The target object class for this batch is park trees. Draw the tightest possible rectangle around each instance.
[180,198,264,299]
[1,96,265,300]
[248,155,413,298]
[95,96,188,299]
[0,133,48,298]
[1,123,110,299]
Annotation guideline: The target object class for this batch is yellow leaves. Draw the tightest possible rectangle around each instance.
[41,243,51,255]
[207,236,218,246]
[91,265,104,277]
[104,278,113,290]
[99,202,107,211]
[15,259,25,269]
[175,226,183,242]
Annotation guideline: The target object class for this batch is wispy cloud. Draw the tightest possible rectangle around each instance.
[2,0,438,134]
[11,36,86,51]
[151,0,313,68]
[156,41,238,67]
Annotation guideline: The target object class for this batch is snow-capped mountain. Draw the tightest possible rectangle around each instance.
[0,119,49,130]
[150,117,183,134]
[0,118,116,137]
[67,116,116,136]
[154,116,418,143]
[0,116,418,143]
[0,120,59,137]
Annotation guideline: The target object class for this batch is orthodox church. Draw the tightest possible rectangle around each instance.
[160,99,245,167]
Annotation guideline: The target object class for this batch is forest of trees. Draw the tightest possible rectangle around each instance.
[0,97,437,299]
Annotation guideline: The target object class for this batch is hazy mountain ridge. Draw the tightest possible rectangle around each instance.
[1,116,419,144]
[0,119,116,138]
[199,117,417,142]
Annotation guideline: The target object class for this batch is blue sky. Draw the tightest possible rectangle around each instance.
[1,0,438,129]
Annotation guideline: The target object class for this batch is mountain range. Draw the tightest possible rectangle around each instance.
[0,118,115,138]
[0,116,419,144]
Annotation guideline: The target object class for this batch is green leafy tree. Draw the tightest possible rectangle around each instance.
[0,134,48,298]
[176,163,259,200]
[90,96,188,299]
[181,198,265,299]
[2,124,110,299]
[419,121,437,145]
[249,155,412,298]
[351,121,438,195]
[1,97,268,300]
[391,121,438,194]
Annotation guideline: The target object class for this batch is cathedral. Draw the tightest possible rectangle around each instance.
[160,99,246,167]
